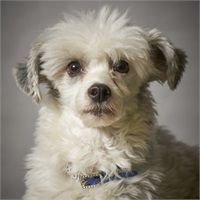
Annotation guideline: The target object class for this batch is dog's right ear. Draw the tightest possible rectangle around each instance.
[13,42,43,103]
[147,29,187,90]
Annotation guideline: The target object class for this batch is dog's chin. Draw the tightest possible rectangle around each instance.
[79,107,120,127]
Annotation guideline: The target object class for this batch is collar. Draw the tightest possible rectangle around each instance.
[73,170,138,189]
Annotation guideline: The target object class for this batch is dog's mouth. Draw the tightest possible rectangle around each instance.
[83,106,115,117]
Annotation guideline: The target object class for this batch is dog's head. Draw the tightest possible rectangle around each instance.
[14,7,187,127]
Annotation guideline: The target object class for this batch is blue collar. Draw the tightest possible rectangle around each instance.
[80,170,138,189]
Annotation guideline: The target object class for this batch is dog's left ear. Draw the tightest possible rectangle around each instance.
[147,29,187,90]
[13,41,43,103]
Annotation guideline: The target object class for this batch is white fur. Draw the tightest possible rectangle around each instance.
[14,7,198,200]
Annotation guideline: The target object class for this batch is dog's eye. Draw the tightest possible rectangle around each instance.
[114,60,129,73]
[67,61,82,77]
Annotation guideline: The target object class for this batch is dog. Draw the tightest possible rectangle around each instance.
[13,7,198,200]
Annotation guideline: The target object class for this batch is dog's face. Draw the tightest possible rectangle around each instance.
[14,7,187,127]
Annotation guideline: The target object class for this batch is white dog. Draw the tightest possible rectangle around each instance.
[14,7,198,200]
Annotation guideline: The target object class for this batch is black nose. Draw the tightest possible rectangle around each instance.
[88,83,111,103]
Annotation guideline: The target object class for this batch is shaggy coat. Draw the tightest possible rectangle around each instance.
[14,7,199,200]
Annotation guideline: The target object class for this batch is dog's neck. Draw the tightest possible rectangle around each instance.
[38,87,156,175]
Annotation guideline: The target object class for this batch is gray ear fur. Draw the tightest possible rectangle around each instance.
[13,43,42,103]
[147,29,187,90]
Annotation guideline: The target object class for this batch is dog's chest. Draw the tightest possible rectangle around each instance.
[38,108,133,174]
[59,125,132,175]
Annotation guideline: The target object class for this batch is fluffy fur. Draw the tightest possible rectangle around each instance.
[14,7,199,199]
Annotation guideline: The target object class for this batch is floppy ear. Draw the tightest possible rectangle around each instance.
[13,42,43,103]
[147,29,187,90]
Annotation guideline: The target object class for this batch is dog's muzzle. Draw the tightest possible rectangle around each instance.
[88,83,111,103]
[83,83,115,117]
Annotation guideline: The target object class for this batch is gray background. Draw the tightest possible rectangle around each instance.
[1,1,199,199]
